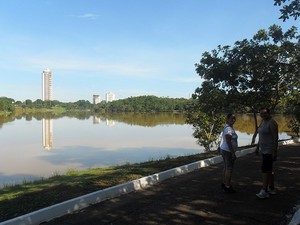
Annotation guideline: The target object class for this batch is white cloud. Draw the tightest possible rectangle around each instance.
[77,13,99,19]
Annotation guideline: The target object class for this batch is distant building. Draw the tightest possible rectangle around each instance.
[106,92,115,103]
[93,95,100,104]
[42,68,53,101]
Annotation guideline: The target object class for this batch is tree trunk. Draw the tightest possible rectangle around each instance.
[251,112,259,145]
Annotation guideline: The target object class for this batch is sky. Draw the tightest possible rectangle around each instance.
[0,0,298,103]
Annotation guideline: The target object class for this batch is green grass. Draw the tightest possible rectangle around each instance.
[0,151,222,222]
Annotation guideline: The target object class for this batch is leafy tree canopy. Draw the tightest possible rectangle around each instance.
[195,24,300,113]
[0,97,15,113]
[190,25,300,146]
[274,0,300,21]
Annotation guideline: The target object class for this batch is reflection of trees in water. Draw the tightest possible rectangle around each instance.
[104,112,186,127]
[13,111,93,121]
[235,114,292,134]
[0,112,293,133]
[0,114,15,128]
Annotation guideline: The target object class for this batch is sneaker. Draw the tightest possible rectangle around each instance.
[268,188,277,195]
[224,185,237,193]
[256,189,269,199]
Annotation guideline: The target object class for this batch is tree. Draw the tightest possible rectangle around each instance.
[24,99,33,108]
[74,100,92,110]
[285,89,300,137]
[103,96,190,113]
[185,83,227,152]
[194,25,300,144]
[186,106,225,152]
[274,0,300,21]
[33,99,44,108]
[0,97,15,113]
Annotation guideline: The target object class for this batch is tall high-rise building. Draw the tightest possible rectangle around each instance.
[42,68,53,101]
[106,92,115,103]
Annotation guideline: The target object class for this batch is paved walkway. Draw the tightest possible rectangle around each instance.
[44,143,300,225]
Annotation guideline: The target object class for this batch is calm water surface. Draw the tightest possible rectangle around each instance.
[0,113,291,187]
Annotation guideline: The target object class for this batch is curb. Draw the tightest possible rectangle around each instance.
[0,140,297,225]
[288,202,300,225]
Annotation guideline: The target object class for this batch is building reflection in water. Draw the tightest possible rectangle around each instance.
[42,118,53,150]
[93,116,101,124]
[93,116,115,127]
[42,117,115,150]
[106,119,115,127]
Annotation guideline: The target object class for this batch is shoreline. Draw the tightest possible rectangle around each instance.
[0,141,291,223]
[1,140,296,225]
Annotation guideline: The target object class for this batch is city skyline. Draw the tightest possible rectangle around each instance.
[41,69,116,103]
[0,1,298,102]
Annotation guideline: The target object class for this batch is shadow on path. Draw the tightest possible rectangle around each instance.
[45,143,300,225]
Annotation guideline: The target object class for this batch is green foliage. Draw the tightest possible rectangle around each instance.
[97,96,191,113]
[274,0,300,21]
[186,93,225,152]
[186,111,225,152]
[192,81,231,113]
[190,25,300,146]
[288,119,300,137]
[195,25,299,113]
[286,90,300,137]
[1,96,191,115]
[0,97,15,114]
[12,99,93,111]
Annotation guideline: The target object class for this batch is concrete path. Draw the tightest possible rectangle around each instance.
[42,143,300,225]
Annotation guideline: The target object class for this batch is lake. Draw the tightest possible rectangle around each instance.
[0,113,292,188]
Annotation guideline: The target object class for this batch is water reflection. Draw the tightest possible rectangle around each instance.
[0,113,293,188]
[93,116,100,124]
[106,119,115,127]
[42,116,117,151]
[42,119,53,150]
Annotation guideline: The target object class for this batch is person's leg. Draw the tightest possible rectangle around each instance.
[222,151,234,186]
[268,162,277,194]
[224,168,232,187]
[221,152,226,186]
[257,154,272,198]
[262,172,271,191]
[262,154,273,190]
[222,151,236,193]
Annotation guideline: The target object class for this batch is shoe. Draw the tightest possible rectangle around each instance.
[224,185,237,193]
[256,189,269,199]
[268,188,277,195]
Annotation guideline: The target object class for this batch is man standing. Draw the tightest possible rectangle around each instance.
[255,108,279,199]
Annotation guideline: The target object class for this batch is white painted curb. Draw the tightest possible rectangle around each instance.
[289,207,300,225]
[0,140,297,225]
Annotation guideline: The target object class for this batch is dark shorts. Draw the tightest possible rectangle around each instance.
[261,154,273,173]
[221,150,235,170]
